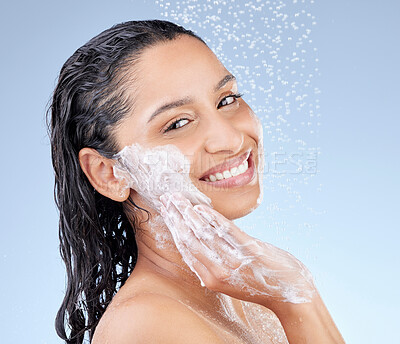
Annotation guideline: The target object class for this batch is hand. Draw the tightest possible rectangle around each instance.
[159,192,317,308]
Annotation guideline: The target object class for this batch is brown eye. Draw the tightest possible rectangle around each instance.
[163,118,190,133]
[217,93,243,109]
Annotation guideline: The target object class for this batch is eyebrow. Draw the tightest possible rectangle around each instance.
[147,73,236,123]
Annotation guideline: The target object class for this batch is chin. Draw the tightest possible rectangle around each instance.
[213,186,261,220]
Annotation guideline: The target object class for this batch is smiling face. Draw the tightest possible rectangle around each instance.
[115,35,263,220]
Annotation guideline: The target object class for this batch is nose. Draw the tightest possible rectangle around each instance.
[203,112,244,155]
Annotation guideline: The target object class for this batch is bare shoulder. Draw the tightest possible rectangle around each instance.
[92,293,223,344]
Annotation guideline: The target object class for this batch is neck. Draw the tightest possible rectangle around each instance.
[126,192,209,294]
[135,212,203,287]
[122,197,245,323]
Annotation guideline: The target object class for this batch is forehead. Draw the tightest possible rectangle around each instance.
[134,35,229,101]
[115,35,236,149]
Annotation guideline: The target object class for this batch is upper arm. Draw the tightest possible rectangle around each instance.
[92,294,222,344]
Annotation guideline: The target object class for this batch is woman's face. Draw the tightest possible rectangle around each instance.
[115,35,262,220]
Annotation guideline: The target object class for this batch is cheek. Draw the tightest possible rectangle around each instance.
[113,143,211,211]
[238,104,263,150]
[240,106,262,142]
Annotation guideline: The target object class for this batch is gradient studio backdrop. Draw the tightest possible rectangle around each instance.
[0,0,398,343]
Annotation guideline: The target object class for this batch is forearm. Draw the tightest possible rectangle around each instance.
[266,291,345,344]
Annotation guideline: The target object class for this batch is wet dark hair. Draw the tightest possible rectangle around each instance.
[47,19,207,343]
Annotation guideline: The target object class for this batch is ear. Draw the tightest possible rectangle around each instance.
[79,147,130,202]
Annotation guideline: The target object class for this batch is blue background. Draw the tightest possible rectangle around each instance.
[0,1,398,343]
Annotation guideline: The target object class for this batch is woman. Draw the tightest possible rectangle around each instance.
[48,19,344,343]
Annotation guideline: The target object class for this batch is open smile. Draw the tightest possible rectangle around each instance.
[199,150,256,188]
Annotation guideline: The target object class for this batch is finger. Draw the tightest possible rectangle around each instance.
[192,204,220,229]
[168,193,243,265]
[193,204,266,260]
[160,204,209,287]
[184,206,243,269]
[168,192,224,246]
[193,205,251,245]
[160,200,199,248]
[160,203,240,287]
[168,192,196,217]
[187,205,235,250]
[160,198,226,268]
[167,192,223,241]
[163,193,245,274]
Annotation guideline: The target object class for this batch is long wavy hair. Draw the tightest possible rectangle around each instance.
[47,20,207,343]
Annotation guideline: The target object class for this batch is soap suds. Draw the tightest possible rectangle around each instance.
[112,143,212,212]
[241,300,289,343]
[147,213,176,250]
[112,141,313,303]
[112,143,212,251]
[161,192,316,304]
[111,139,311,344]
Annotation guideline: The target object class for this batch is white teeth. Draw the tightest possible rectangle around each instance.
[204,158,249,183]
[223,170,232,179]
[230,166,239,176]
[215,172,224,180]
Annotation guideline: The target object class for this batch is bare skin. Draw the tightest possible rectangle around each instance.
[79,35,345,343]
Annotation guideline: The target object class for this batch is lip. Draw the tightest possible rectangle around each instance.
[199,150,256,188]
[199,149,251,181]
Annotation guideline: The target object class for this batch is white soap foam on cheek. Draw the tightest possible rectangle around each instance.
[112,143,212,212]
